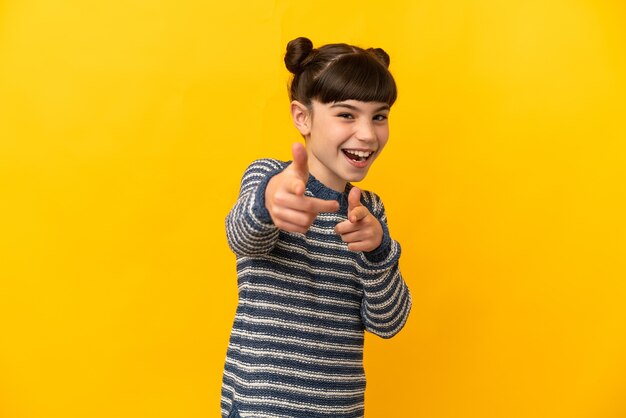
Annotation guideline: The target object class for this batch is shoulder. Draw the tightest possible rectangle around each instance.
[240,158,287,181]
[243,158,288,174]
[236,159,288,193]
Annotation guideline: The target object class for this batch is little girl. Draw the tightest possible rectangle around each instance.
[221,37,412,418]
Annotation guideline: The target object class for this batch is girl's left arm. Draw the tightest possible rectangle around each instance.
[356,192,412,338]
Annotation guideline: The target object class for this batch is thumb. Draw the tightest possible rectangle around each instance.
[290,142,309,180]
[347,187,368,223]
[348,187,362,213]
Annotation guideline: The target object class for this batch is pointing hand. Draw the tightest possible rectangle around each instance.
[265,143,340,234]
[334,187,383,252]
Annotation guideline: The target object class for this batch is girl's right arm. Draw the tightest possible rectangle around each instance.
[226,145,339,257]
[225,159,286,257]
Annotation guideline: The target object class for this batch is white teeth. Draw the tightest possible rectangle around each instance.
[344,150,373,158]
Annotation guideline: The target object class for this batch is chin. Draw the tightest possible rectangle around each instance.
[346,172,369,183]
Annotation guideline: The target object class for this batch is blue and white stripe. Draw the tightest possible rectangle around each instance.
[222,159,411,418]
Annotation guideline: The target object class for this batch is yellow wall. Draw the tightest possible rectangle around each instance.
[1,1,625,417]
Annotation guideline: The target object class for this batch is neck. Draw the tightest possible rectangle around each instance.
[308,165,347,193]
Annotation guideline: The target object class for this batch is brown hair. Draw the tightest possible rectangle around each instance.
[284,37,397,108]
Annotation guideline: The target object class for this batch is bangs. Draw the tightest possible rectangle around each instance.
[309,54,397,106]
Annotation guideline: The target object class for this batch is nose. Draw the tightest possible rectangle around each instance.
[354,119,376,143]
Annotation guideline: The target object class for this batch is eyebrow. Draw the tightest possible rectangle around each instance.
[330,103,390,112]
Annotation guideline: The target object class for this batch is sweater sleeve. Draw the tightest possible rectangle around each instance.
[225,159,286,257]
[356,191,412,338]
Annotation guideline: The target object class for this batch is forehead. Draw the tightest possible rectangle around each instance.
[313,99,390,113]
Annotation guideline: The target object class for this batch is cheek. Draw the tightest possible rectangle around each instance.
[326,125,352,144]
[312,119,344,140]
[377,127,390,148]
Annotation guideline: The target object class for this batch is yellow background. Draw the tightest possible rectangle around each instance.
[1,1,625,417]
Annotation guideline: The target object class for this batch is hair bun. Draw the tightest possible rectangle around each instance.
[367,47,391,68]
[285,37,315,74]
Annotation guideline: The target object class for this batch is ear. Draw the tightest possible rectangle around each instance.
[290,100,311,137]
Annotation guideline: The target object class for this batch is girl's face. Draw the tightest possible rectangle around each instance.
[299,99,390,192]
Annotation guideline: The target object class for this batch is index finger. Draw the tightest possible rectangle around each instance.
[303,196,340,214]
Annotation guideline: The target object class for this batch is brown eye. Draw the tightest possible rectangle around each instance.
[373,114,388,121]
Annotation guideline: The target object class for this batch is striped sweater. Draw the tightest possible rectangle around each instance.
[221,159,412,418]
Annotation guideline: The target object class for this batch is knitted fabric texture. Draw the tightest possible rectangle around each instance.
[221,159,412,418]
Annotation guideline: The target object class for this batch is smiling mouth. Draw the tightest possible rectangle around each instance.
[342,149,375,162]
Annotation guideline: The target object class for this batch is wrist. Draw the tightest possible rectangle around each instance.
[255,170,283,224]
[363,220,391,262]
